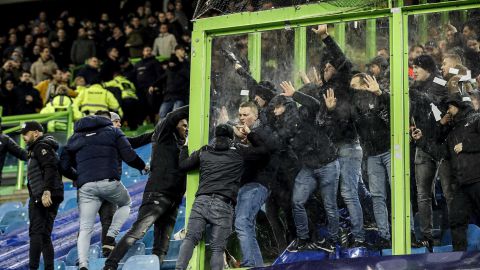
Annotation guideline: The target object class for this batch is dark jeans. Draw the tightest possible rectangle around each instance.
[450,181,480,251]
[414,148,454,240]
[99,201,117,245]
[28,199,60,270]
[176,195,234,270]
[104,193,178,268]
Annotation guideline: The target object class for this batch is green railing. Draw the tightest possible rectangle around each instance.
[1,108,74,190]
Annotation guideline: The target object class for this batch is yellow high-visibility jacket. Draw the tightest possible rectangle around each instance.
[73,84,123,116]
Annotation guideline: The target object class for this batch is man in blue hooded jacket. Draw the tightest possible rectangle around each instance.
[60,115,147,270]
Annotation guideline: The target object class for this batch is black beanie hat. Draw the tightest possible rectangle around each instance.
[253,84,275,103]
[215,124,234,139]
[21,121,44,135]
[413,55,437,74]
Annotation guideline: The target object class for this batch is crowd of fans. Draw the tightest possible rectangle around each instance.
[0,0,193,129]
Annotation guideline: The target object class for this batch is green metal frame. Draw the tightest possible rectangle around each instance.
[187,0,480,268]
[1,109,73,190]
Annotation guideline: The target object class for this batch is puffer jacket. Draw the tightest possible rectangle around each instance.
[27,135,64,202]
[60,116,145,187]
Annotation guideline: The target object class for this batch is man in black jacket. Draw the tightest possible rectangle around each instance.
[21,121,64,270]
[60,115,147,270]
[413,92,480,251]
[13,71,43,115]
[410,54,454,249]
[0,118,28,186]
[104,105,189,270]
[279,81,339,252]
[175,123,267,270]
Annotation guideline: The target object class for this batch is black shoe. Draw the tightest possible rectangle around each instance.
[287,238,310,252]
[303,238,336,253]
[374,237,391,250]
[103,266,115,270]
[348,239,368,249]
[412,238,433,252]
[364,221,378,231]
[102,236,116,258]
[80,267,88,270]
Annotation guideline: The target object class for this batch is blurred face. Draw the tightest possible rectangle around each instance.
[467,39,480,52]
[176,119,188,139]
[88,57,99,68]
[323,63,336,82]
[448,104,459,117]
[9,34,17,44]
[109,48,119,58]
[33,45,40,55]
[462,26,475,39]
[175,2,183,10]
[25,34,33,43]
[369,64,381,77]
[158,13,166,22]
[20,72,31,82]
[160,24,168,33]
[57,29,66,39]
[56,20,64,29]
[113,27,122,36]
[166,12,174,21]
[239,107,258,128]
[40,48,50,60]
[143,47,152,58]
[112,119,121,128]
[78,28,86,37]
[75,77,86,86]
[471,97,480,111]
[62,71,71,82]
[5,80,14,90]
[22,130,42,145]
[132,18,140,28]
[446,30,455,43]
[441,57,458,77]
[254,95,266,107]
[67,16,75,24]
[410,46,423,60]
[273,105,285,116]
[53,70,62,81]
[39,11,47,21]
[413,65,430,82]
[377,49,388,59]
[101,13,109,21]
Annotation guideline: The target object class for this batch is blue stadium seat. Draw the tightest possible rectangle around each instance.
[143,228,154,255]
[123,255,159,270]
[59,197,78,213]
[0,209,28,226]
[65,245,101,266]
[161,240,183,269]
[39,259,66,270]
[121,242,146,263]
[88,257,106,270]
[0,202,24,222]
[467,224,480,251]
[433,245,453,253]
[3,220,28,235]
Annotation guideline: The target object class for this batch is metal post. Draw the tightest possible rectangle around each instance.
[16,124,26,190]
[366,19,377,60]
[294,27,307,88]
[419,0,428,45]
[67,107,74,138]
[390,7,411,255]
[186,30,210,270]
[334,22,346,51]
[248,32,262,81]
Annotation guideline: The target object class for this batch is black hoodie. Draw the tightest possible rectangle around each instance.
[27,135,64,201]
[178,133,267,203]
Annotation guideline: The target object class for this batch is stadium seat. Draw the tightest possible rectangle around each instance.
[88,257,106,270]
[161,240,183,269]
[3,220,28,235]
[0,209,28,226]
[121,242,146,263]
[65,245,101,266]
[433,245,453,253]
[39,259,66,270]
[123,255,159,270]
[59,197,78,213]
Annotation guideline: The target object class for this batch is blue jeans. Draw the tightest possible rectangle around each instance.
[159,99,185,118]
[338,143,365,241]
[235,183,269,267]
[77,180,131,268]
[176,195,234,270]
[292,160,340,240]
[367,151,391,239]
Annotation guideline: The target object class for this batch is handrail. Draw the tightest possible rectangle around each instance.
[129,55,170,65]
[1,108,73,190]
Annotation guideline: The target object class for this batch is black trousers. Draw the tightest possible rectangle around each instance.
[450,181,480,251]
[122,98,142,130]
[28,199,60,270]
[105,193,178,268]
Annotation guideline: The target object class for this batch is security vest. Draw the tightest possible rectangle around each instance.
[104,76,138,100]
[74,84,121,115]
[40,94,83,132]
